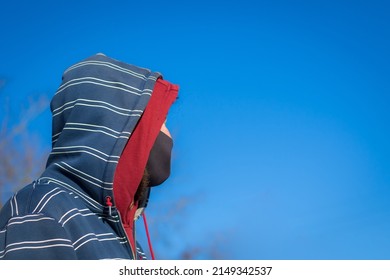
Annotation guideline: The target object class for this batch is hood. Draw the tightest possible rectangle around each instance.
[42,54,178,218]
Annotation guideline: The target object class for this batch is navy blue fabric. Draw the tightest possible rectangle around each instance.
[0,54,160,259]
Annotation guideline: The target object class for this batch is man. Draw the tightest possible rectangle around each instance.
[0,53,179,259]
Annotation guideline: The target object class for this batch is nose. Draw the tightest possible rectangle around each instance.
[160,122,171,138]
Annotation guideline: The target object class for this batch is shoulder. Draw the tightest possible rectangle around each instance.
[0,180,90,228]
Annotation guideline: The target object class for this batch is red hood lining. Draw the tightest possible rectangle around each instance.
[113,78,179,251]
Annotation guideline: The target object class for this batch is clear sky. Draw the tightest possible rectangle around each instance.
[1,0,390,259]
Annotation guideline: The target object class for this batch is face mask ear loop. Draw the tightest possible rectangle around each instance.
[142,211,156,260]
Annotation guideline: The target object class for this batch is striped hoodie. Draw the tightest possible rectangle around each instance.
[0,54,179,259]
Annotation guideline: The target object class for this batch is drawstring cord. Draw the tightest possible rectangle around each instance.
[142,211,155,260]
[105,196,112,216]
[106,196,155,260]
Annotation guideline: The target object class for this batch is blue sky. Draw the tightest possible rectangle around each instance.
[1,0,390,259]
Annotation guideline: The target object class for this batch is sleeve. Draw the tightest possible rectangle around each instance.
[0,213,78,260]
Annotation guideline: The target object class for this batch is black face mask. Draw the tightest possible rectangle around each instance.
[146,131,173,187]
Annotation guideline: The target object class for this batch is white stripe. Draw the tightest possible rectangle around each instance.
[13,195,19,216]
[53,98,144,114]
[53,104,141,119]
[60,162,113,185]
[50,150,119,163]
[74,237,98,250]
[73,233,95,246]
[73,232,114,246]
[53,102,143,118]
[9,214,44,221]
[52,145,120,159]
[58,208,89,224]
[65,122,128,136]
[52,131,61,139]
[7,217,55,227]
[96,212,119,219]
[117,235,128,244]
[0,244,74,259]
[98,237,118,242]
[62,212,95,226]
[38,177,102,211]
[95,233,115,237]
[63,127,121,139]
[54,163,113,191]
[98,216,120,223]
[51,123,131,143]
[37,190,67,213]
[73,233,117,251]
[5,238,72,249]
[99,258,128,260]
[52,134,130,144]
[64,61,148,78]
[10,198,14,217]
[32,187,60,213]
[63,60,156,81]
[57,76,150,94]
[55,80,152,97]
[58,208,78,224]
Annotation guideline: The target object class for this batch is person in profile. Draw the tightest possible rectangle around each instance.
[0,53,179,259]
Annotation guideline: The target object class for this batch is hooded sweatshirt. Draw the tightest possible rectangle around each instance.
[0,54,179,259]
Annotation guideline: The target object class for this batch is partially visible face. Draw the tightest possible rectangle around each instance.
[160,122,171,138]
[134,121,174,206]
[145,121,173,187]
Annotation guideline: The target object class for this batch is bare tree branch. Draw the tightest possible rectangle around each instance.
[0,86,50,208]
[145,194,231,259]
[0,79,228,259]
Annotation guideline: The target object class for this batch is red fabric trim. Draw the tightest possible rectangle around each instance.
[113,79,178,253]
